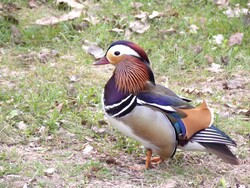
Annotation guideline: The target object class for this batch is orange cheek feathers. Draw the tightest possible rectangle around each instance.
[107,52,124,65]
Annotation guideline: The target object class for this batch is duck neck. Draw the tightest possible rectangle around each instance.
[114,56,155,95]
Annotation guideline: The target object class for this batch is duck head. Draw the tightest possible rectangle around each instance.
[94,40,154,94]
[94,40,150,66]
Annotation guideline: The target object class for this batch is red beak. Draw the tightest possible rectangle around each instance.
[93,57,110,65]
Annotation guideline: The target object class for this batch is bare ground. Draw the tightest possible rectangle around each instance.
[1,137,249,187]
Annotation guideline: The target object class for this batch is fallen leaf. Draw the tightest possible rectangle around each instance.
[46,135,54,141]
[228,32,244,46]
[2,2,21,13]
[131,2,143,9]
[129,20,150,34]
[37,49,58,63]
[56,0,84,10]
[38,50,50,63]
[223,80,245,90]
[83,16,100,25]
[181,87,212,96]
[236,109,250,117]
[124,28,133,39]
[242,8,249,15]
[212,34,224,45]
[28,0,37,8]
[92,126,106,134]
[214,0,229,7]
[192,45,203,54]
[16,121,27,130]
[178,56,184,65]
[148,11,163,19]
[39,126,46,134]
[189,24,199,34]
[224,8,236,17]
[56,102,64,113]
[162,27,177,35]
[44,168,55,176]
[68,75,80,82]
[73,22,89,31]
[36,16,58,25]
[201,87,213,95]
[85,136,94,142]
[110,28,124,34]
[82,43,104,59]
[134,11,148,20]
[49,102,64,113]
[36,9,82,25]
[207,63,223,73]
[82,144,93,155]
[179,31,186,35]
[223,6,248,18]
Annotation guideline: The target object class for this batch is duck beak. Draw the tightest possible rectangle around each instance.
[93,57,110,65]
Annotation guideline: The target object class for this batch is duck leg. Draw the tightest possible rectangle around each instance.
[145,149,164,169]
[146,149,153,169]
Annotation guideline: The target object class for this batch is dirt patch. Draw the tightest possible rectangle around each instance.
[1,131,249,187]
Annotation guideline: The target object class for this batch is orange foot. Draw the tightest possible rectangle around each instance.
[151,156,164,164]
[129,150,164,171]
[145,149,164,169]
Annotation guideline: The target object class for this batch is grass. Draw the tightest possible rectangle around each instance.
[0,0,250,187]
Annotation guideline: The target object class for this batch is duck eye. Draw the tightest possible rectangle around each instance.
[114,51,120,56]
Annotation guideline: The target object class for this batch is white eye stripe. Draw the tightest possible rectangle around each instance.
[108,45,140,58]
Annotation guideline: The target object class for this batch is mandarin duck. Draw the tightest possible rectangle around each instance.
[94,40,239,169]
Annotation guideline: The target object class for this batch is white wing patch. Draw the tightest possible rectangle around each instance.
[137,98,176,112]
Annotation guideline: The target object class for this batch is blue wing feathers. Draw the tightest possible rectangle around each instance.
[137,92,188,107]
[174,119,186,136]
[137,92,189,118]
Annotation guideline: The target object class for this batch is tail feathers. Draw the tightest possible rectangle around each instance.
[191,125,239,165]
[190,125,237,147]
[201,143,239,165]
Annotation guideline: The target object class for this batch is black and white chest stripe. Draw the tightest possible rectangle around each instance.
[104,94,137,117]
